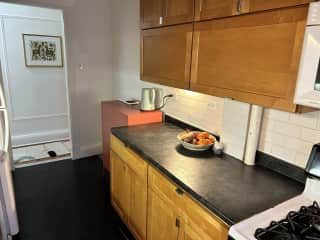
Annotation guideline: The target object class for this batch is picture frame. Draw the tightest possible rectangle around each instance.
[22,34,64,67]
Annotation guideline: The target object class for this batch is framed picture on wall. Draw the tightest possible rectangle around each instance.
[22,34,64,67]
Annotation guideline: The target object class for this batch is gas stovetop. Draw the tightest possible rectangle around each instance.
[254,201,320,240]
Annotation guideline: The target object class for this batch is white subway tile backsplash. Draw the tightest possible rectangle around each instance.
[273,122,301,138]
[259,109,320,168]
[260,129,286,146]
[271,145,296,164]
[258,139,272,154]
[163,87,224,135]
[289,112,318,129]
[301,127,320,143]
[264,109,290,121]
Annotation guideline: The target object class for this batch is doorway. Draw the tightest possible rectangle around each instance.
[0,3,72,167]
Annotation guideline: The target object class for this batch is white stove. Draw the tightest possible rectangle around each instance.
[229,144,320,240]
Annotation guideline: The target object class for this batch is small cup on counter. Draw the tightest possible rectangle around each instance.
[213,141,224,155]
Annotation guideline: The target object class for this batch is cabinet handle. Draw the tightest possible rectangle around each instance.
[176,218,180,228]
[159,16,163,25]
[176,188,184,195]
[237,0,242,14]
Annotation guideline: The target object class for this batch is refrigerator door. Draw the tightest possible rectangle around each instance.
[0,109,19,236]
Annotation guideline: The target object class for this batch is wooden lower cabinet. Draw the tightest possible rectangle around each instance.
[110,150,148,240]
[147,189,181,240]
[110,135,229,240]
[128,170,148,240]
[110,151,130,223]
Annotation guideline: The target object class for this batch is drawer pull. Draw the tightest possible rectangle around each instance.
[176,188,184,195]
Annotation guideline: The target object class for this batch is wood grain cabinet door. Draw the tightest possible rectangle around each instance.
[244,0,312,13]
[190,5,308,112]
[194,0,240,21]
[110,151,130,223]
[141,0,163,29]
[162,0,195,26]
[128,169,147,240]
[147,189,180,240]
[141,24,193,89]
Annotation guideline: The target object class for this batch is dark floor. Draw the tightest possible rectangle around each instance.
[12,157,133,240]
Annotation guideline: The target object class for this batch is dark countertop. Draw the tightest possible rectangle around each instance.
[111,123,304,226]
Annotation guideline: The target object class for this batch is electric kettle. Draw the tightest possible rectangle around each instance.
[140,88,157,111]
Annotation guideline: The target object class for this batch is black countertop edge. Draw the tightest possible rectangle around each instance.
[164,115,221,141]
[256,151,307,184]
[112,129,242,226]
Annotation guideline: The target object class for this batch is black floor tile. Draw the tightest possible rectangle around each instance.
[12,157,133,240]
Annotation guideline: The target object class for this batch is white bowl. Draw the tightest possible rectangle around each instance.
[177,131,214,152]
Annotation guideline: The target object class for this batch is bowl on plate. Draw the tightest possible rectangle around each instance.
[177,131,215,152]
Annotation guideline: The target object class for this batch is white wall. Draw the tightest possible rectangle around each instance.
[4,0,113,158]
[110,0,250,160]
[0,3,69,146]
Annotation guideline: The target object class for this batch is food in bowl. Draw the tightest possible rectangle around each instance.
[179,130,215,146]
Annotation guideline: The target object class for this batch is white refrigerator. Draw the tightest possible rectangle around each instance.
[0,64,19,239]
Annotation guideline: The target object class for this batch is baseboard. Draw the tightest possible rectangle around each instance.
[79,142,102,159]
[11,128,70,147]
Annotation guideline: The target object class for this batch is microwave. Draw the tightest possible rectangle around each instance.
[295,2,320,109]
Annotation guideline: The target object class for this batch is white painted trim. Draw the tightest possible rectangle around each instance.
[1,15,61,23]
[61,11,74,160]
[15,156,70,168]
[13,113,68,121]
[0,2,61,21]
[79,142,102,159]
[11,128,69,147]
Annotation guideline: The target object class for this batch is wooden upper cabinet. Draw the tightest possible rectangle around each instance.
[244,0,313,13]
[162,0,195,26]
[141,24,193,89]
[190,5,309,112]
[195,0,239,21]
[141,0,195,29]
[141,0,163,29]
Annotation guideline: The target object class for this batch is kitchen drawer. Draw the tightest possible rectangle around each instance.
[148,166,186,209]
[110,135,148,179]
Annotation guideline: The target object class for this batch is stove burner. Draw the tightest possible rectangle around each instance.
[255,201,320,240]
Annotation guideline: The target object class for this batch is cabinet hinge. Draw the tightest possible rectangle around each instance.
[176,218,180,228]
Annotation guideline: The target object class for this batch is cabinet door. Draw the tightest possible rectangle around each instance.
[245,0,312,13]
[191,5,308,112]
[141,24,193,89]
[147,189,180,240]
[141,0,163,29]
[110,151,130,223]
[184,225,211,240]
[195,0,239,21]
[163,0,195,26]
[128,170,147,240]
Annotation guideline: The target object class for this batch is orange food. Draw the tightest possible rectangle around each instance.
[196,132,210,139]
[180,130,216,146]
[197,139,213,145]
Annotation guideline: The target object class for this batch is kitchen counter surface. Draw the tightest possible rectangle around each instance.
[111,123,304,226]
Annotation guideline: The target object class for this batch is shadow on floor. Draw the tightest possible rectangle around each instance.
[12,157,133,240]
